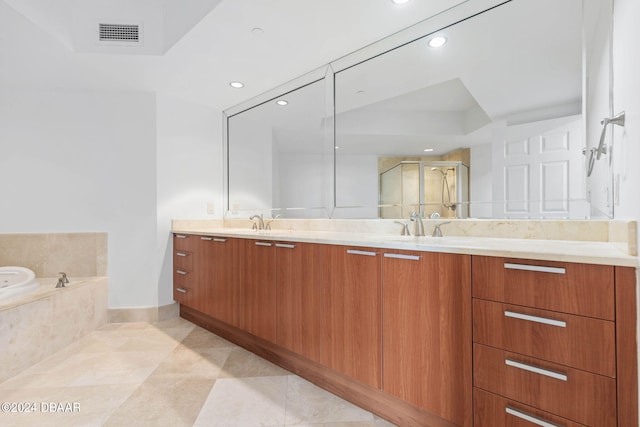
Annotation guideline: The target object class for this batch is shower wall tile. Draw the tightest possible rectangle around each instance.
[0,232,107,277]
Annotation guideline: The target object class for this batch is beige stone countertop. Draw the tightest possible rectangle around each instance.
[172,228,637,267]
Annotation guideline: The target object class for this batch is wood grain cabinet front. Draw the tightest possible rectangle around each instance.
[474,388,587,427]
[473,343,617,426]
[240,239,277,343]
[473,299,616,377]
[382,250,472,427]
[472,256,614,320]
[321,245,382,389]
[275,242,323,364]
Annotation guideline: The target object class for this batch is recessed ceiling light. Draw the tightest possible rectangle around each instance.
[391,0,411,5]
[335,146,339,149]
[276,100,288,106]
[428,36,447,48]
[423,148,435,152]
[229,81,244,88]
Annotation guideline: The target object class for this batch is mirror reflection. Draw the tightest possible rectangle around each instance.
[334,0,606,219]
[227,77,332,218]
[226,0,613,220]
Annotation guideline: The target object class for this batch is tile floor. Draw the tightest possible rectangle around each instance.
[0,317,397,427]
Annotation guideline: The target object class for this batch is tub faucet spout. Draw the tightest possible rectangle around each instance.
[56,272,68,288]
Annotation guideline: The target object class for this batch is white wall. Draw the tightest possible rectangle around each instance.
[156,95,222,307]
[0,88,158,308]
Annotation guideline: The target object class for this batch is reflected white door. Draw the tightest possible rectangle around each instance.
[492,115,587,218]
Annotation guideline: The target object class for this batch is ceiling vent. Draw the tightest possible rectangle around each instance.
[98,23,143,46]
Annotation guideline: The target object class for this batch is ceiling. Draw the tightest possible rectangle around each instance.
[0,0,465,110]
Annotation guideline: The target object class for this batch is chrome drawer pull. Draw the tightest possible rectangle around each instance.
[504,311,566,328]
[176,252,188,257]
[384,253,420,261]
[176,270,188,275]
[176,288,188,294]
[275,243,296,249]
[255,242,273,247]
[505,359,568,381]
[213,238,227,242]
[504,263,566,274]
[347,249,377,257]
[175,234,187,239]
[506,406,562,427]
[200,236,213,241]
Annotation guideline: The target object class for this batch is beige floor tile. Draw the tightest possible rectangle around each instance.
[179,326,237,349]
[219,347,290,378]
[194,376,288,427]
[150,345,232,380]
[104,376,215,427]
[284,376,374,425]
[1,319,394,427]
[0,383,139,427]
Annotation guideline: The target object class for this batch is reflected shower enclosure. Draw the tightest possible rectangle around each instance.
[379,161,469,219]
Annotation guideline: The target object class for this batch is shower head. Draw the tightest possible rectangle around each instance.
[431,167,446,176]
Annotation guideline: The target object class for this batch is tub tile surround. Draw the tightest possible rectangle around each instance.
[173,218,638,266]
[0,277,108,383]
[0,318,397,427]
[0,232,107,277]
[0,232,109,383]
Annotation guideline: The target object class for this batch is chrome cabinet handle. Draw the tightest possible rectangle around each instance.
[176,270,188,275]
[506,406,562,427]
[255,242,273,247]
[175,234,187,239]
[200,236,213,241]
[176,252,188,257]
[346,249,377,257]
[504,311,566,328]
[176,288,188,294]
[504,263,566,275]
[213,238,227,242]
[275,243,296,249]
[505,359,567,381]
[384,253,420,261]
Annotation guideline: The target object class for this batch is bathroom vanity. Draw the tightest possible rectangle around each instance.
[171,225,637,427]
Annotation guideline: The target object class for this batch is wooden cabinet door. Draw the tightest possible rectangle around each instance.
[241,239,277,343]
[276,242,323,363]
[382,250,472,427]
[199,237,241,327]
[321,245,381,389]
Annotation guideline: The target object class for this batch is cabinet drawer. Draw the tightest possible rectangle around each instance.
[173,268,192,286]
[473,299,615,377]
[173,250,193,270]
[474,388,586,427]
[173,285,192,303]
[473,344,616,426]
[472,256,614,320]
[173,233,198,251]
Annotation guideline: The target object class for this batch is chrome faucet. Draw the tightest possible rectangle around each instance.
[249,214,265,230]
[432,221,451,237]
[394,221,410,236]
[56,272,69,288]
[410,211,425,236]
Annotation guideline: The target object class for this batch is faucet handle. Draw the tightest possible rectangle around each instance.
[432,222,451,237]
[394,221,410,236]
[59,272,69,284]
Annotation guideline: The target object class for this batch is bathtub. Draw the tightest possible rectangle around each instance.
[0,266,40,301]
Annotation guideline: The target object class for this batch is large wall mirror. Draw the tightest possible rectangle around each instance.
[225,0,614,220]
